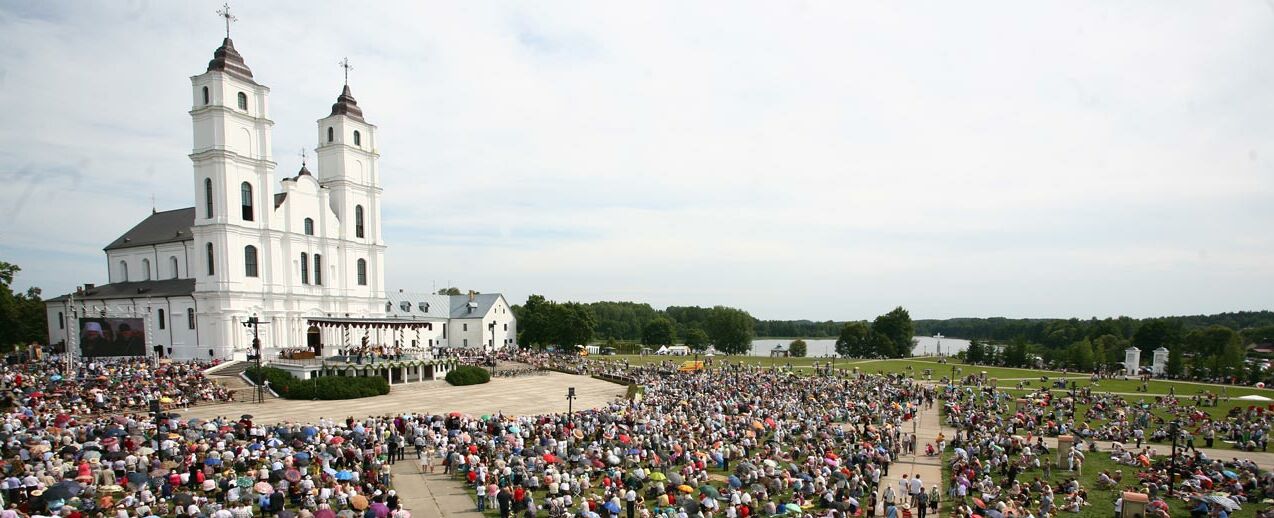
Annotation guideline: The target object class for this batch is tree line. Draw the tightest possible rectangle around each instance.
[0,262,48,352]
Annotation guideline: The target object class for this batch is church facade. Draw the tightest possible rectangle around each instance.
[44,36,516,360]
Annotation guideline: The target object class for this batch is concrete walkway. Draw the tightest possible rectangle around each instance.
[872,396,947,514]
[391,462,484,518]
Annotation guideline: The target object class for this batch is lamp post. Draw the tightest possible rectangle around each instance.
[1168,420,1180,496]
[488,321,497,376]
[241,315,271,404]
[566,387,576,418]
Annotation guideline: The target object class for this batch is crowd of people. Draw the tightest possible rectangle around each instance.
[941,375,1274,518]
[3,349,1274,518]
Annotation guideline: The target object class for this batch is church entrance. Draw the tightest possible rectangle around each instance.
[307,326,322,356]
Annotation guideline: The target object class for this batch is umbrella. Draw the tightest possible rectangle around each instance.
[728,475,742,488]
[237,477,254,488]
[285,469,302,483]
[50,374,62,381]
[699,484,720,498]
[678,484,694,493]
[604,501,621,514]
[335,470,354,481]
[173,493,194,507]
[1222,470,1239,479]
[668,472,684,486]
[241,414,253,420]
[543,453,558,463]
[136,446,155,456]
[254,481,274,495]
[204,458,222,466]
[126,472,147,486]
[44,482,79,501]
[649,472,667,482]
[1205,495,1241,511]
[785,503,802,514]
[329,436,345,445]
[351,495,369,510]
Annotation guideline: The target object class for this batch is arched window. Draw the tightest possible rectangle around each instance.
[202,86,209,105]
[327,127,334,143]
[304,218,314,236]
[58,312,64,330]
[204,178,214,218]
[240,182,254,221]
[169,256,179,279]
[187,308,196,329]
[142,258,151,280]
[355,205,365,238]
[357,258,367,286]
[353,130,361,146]
[237,92,248,110]
[206,243,215,276]
[119,260,129,282]
[158,309,166,330]
[313,254,323,285]
[300,252,309,284]
[244,245,259,277]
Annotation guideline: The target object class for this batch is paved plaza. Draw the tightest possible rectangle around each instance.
[184,372,626,423]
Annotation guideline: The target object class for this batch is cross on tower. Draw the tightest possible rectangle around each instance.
[339,57,353,86]
[216,3,237,38]
[299,148,307,167]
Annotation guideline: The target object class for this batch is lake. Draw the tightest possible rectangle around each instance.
[748,335,969,357]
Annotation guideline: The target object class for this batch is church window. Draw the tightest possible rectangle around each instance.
[202,86,209,105]
[158,309,166,330]
[204,178,214,219]
[327,127,334,143]
[58,312,64,330]
[187,308,196,329]
[313,254,323,285]
[357,259,367,286]
[300,252,309,284]
[142,258,151,280]
[385,301,392,312]
[169,256,179,279]
[240,182,254,221]
[244,245,259,277]
[119,260,129,282]
[463,323,468,332]
[206,243,215,276]
[419,302,429,313]
[237,92,248,111]
[442,323,447,339]
[355,205,365,238]
[353,130,361,146]
[304,218,314,236]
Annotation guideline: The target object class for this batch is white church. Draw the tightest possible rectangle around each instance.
[44,33,517,362]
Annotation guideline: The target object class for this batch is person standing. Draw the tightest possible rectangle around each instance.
[915,488,929,518]
[626,487,637,518]
[497,486,512,518]
[910,475,923,509]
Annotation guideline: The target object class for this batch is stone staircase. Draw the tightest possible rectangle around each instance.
[206,361,276,402]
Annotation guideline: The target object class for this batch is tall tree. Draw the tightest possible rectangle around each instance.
[436,287,463,295]
[871,307,915,358]
[683,328,710,351]
[1133,319,1184,354]
[1003,336,1030,367]
[965,339,986,364]
[835,322,872,357]
[705,306,755,355]
[641,317,677,346]
[1069,339,1095,371]
[553,302,597,347]
[0,262,47,350]
[789,339,807,358]
[1165,344,1185,377]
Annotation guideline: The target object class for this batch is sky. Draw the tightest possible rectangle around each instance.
[0,1,1272,321]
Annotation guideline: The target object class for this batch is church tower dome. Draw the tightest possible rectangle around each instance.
[206,38,255,82]
[330,85,364,121]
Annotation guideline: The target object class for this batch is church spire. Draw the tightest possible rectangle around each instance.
[206,3,254,82]
[330,57,364,121]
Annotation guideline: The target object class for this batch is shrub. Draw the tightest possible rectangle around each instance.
[445,365,491,386]
[245,366,390,400]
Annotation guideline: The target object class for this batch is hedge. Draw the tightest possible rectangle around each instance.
[445,365,491,386]
[245,366,390,400]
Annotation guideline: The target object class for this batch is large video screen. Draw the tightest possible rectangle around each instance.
[79,318,146,357]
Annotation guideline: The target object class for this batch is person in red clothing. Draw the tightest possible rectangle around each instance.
[512,485,526,513]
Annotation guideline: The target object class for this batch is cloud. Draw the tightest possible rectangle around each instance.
[1,1,1272,321]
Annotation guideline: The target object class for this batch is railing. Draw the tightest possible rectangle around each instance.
[269,352,440,368]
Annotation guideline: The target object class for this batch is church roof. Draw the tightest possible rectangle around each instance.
[206,38,256,83]
[448,293,503,319]
[46,278,196,302]
[103,207,195,251]
[381,291,506,320]
[330,85,364,121]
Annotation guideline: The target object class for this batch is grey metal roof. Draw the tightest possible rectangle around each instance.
[448,293,502,319]
[46,279,195,302]
[380,291,504,320]
[383,292,452,319]
[103,207,195,251]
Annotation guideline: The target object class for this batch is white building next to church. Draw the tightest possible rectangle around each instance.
[44,35,516,361]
